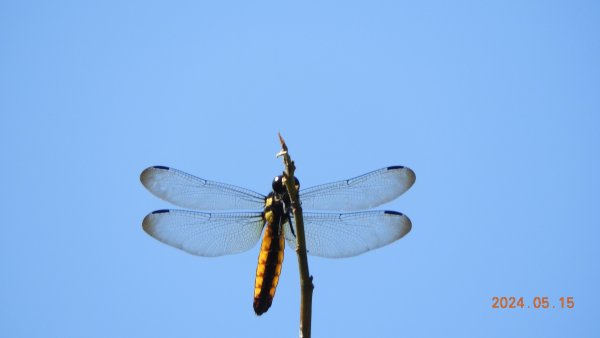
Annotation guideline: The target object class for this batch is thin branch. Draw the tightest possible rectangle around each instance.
[277,133,313,338]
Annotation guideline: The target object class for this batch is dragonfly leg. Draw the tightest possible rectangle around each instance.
[288,217,296,238]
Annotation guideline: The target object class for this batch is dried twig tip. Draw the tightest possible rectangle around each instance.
[278,132,288,151]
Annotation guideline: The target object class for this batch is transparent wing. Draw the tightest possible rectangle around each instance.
[284,211,411,258]
[143,209,265,257]
[140,166,266,210]
[299,166,416,211]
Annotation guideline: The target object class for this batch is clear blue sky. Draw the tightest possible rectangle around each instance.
[1,1,599,337]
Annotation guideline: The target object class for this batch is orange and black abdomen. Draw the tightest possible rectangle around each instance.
[253,199,285,315]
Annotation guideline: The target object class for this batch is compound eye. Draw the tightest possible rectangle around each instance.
[272,175,286,194]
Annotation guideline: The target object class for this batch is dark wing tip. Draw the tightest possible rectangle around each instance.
[387,165,416,186]
[384,210,412,236]
[140,166,171,185]
[142,210,169,234]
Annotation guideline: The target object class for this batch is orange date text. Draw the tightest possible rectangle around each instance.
[491,296,574,309]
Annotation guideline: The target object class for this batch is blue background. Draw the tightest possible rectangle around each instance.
[1,1,599,337]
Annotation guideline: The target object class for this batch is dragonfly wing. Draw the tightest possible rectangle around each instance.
[141,166,266,210]
[299,166,415,211]
[284,211,411,258]
[143,209,265,257]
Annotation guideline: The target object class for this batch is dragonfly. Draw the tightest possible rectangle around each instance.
[140,165,415,315]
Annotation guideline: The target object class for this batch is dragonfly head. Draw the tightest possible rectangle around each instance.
[272,175,300,195]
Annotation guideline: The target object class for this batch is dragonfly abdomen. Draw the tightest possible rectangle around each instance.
[253,218,285,315]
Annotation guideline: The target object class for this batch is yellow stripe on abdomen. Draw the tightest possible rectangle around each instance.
[253,219,285,315]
